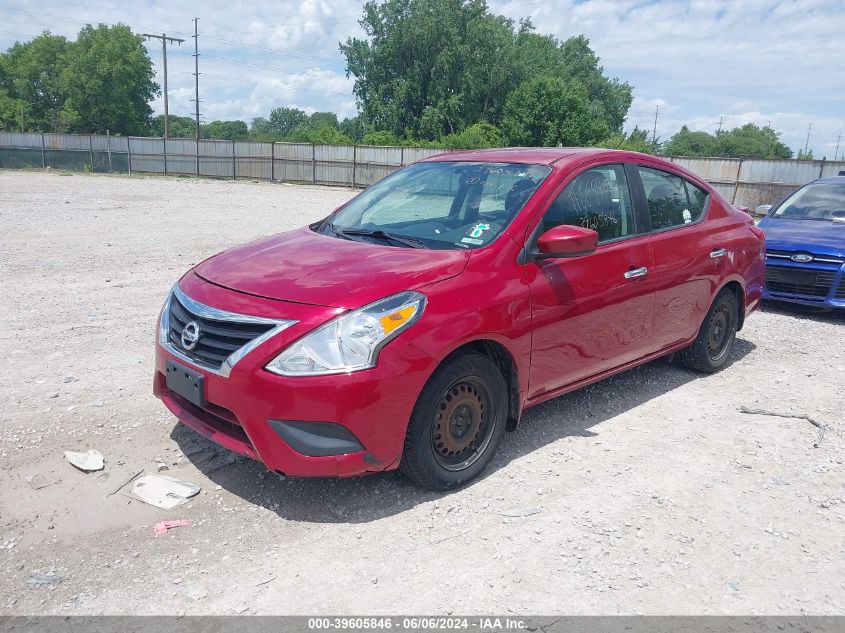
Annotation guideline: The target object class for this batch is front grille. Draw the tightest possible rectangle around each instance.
[167,294,275,370]
[836,281,845,300]
[767,249,845,264]
[766,266,835,298]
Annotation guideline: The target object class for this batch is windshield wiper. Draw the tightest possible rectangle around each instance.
[335,228,426,249]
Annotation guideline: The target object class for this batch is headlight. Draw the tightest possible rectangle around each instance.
[265,291,426,376]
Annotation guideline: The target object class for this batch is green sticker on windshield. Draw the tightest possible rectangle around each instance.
[469,223,491,238]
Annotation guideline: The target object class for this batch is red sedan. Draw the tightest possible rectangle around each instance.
[154,148,765,490]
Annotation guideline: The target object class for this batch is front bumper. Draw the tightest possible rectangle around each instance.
[763,260,845,309]
[154,275,437,477]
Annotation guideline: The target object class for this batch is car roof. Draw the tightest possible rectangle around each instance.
[813,176,845,185]
[421,147,642,166]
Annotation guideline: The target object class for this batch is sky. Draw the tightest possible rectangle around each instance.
[1,0,843,158]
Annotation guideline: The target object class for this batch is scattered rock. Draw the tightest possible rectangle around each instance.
[26,474,50,490]
[496,506,543,518]
[28,574,66,588]
[64,449,104,472]
[180,584,208,601]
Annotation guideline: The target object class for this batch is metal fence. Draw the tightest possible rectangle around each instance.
[0,132,442,188]
[2,132,844,206]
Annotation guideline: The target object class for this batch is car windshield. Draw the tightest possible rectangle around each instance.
[319,161,551,249]
[771,183,845,221]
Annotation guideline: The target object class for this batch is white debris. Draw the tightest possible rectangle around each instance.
[64,449,104,472]
[130,474,201,510]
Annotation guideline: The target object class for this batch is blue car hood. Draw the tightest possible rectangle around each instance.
[760,218,845,257]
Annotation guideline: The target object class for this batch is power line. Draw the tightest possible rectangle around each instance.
[140,33,184,138]
[173,71,351,96]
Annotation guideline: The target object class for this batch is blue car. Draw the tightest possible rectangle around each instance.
[757,176,845,308]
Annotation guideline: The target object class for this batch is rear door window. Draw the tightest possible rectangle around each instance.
[637,166,709,231]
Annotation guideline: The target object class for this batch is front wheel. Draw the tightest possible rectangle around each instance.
[400,353,507,490]
[679,289,739,373]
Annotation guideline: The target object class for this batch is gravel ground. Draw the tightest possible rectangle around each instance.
[1,170,843,615]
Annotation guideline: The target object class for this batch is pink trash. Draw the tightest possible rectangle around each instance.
[153,519,192,536]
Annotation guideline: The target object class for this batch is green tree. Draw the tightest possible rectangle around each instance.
[60,24,159,135]
[362,129,402,145]
[440,121,502,149]
[340,0,631,142]
[267,107,309,137]
[339,115,366,141]
[664,125,719,157]
[202,119,248,140]
[597,126,656,154]
[287,124,354,145]
[797,148,813,160]
[719,123,792,159]
[501,77,609,147]
[0,31,71,130]
[148,114,196,138]
[665,123,792,159]
[308,111,339,129]
[0,86,25,131]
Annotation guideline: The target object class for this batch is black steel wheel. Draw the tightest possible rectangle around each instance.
[401,353,507,490]
[679,289,739,373]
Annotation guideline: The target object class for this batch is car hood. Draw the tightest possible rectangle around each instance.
[759,218,845,256]
[194,226,470,309]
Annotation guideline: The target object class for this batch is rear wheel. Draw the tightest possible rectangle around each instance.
[679,289,739,373]
[400,353,507,490]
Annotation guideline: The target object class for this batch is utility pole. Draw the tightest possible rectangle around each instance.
[651,104,660,145]
[835,132,842,161]
[804,122,813,154]
[192,17,201,175]
[141,33,184,138]
[716,115,724,135]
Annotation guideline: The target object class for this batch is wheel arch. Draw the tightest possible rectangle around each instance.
[436,339,523,431]
[716,277,746,331]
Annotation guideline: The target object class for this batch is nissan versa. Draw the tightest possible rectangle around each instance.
[154,148,766,490]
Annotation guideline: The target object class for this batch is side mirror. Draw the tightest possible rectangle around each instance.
[753,204,772,218]
[534,225,598,259]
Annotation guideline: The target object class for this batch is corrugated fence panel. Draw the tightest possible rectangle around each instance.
[272,143,312,182]
[739,159,822,185]
[130,137,165,155]
[235,142,272,157]
[734,182,797,209]
[354,146,404,185]
[90,135,129,152]
[43,133,89,151]
[673,157,740,183]
[403,147,445,163]
[198,140,233,178]
[0,132,43,148]
[710,183,736,201]
[235,141,273,178]
[820,160,845,178]
[315,144,353,186]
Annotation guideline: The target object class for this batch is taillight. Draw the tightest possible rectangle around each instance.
[749,225,766,260]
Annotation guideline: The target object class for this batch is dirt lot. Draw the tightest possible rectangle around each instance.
[1,170,843,615]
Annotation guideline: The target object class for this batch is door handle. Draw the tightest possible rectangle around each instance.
[710,248,728,258]
[624,266,648,279]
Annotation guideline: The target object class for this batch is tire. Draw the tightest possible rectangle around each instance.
[400,352,508,490]
[679,289,740,373]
